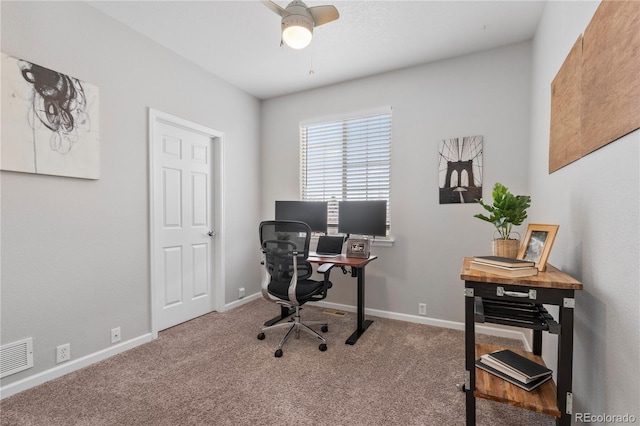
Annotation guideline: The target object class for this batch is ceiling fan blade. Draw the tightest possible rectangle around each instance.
[261,0,288,17]
[308,5,339,26]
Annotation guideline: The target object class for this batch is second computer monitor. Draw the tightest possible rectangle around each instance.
[338,200,387,237]
[275,201,328,233]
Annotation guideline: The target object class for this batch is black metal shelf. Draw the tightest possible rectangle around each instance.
[474,297,560,334]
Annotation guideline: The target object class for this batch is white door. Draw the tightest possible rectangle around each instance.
[151,113,220,331]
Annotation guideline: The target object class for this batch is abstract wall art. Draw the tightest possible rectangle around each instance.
[438,135,483,204]
[549,0,640,173]
[1,53,100,179]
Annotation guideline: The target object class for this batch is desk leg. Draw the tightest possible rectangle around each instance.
[263,306,295,326]
[465,289,476,426]
[345,266,373,345]
[533,329,543,356]
[556,299,575,426]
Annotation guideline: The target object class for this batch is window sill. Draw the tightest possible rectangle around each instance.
[310,235,395,247]
[371,237,394,247]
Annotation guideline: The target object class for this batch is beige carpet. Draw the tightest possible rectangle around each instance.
[0,299,554,425]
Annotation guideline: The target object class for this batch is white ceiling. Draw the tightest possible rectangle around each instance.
[87,0,546,100]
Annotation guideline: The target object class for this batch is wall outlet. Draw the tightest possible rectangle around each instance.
[111,327,121,344]
[238,287,245,299]
[56,343,71,363]
[418,303,427,316]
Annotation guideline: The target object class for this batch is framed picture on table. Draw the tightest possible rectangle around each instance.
[346,238,370,258]
[517,224,559,272]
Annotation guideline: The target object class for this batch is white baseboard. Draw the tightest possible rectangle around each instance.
[0,333,153,400]
[2,294,262,399]
[313,300,530,349]
[1,293,529,400]
[222,292,261,312]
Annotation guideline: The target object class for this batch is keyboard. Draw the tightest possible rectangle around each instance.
[310,252,341,258]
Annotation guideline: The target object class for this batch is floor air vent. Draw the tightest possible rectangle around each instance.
[1,337,34,378]
[323,309,347,317]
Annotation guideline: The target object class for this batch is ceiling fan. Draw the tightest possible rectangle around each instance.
[262,0,340,49]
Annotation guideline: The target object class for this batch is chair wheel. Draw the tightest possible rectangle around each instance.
[321,325,328,333]
[274,349,283,357]
[257,333,265,340]
[319,343,327,352]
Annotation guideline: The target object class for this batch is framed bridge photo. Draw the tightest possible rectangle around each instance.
[517,224,559,272]
[437,135,483,204]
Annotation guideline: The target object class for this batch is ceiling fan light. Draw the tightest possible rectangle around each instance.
[283,25,312,49]
[282,14,313,49]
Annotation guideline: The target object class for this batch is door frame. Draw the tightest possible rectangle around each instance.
[148,108,225,338]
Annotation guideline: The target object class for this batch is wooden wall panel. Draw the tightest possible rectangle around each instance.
[549,36,583,173]
[581,0,640,156]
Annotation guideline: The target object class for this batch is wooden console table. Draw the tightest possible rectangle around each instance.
[460,257,582,425]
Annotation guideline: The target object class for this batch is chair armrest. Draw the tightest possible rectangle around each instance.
[317,263,335,274]
[316,263,335,296]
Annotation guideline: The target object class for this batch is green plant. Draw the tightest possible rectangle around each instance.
[474,183,531,240]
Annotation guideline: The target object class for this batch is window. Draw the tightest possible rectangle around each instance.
[300,108,392,236]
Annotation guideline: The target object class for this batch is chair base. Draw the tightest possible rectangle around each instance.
[258,306,328,357]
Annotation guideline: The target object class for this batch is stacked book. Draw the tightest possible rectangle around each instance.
[476,349,553,391]
[470,256,538,277]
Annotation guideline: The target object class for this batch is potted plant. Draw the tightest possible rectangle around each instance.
[474,183,531,258]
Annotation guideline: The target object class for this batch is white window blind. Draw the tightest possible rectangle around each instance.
[300,110,392,234]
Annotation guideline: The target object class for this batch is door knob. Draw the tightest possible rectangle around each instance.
[208,230,216,237]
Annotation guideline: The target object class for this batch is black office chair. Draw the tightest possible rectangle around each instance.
[258,220,335,357]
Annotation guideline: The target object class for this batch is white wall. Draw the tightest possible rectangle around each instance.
[261,42,532,322]
[6,1,636,416]
[530,1,639,417]
[0,1,261,390]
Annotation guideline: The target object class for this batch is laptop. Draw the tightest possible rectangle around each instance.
[314,235,344,257]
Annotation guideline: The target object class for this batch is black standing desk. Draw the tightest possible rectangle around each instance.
[264,254,378,345]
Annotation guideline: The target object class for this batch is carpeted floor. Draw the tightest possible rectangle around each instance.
[0,299,554,425]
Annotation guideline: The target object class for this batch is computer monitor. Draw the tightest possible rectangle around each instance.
[275,201,328,233]
[338,200,387,237]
